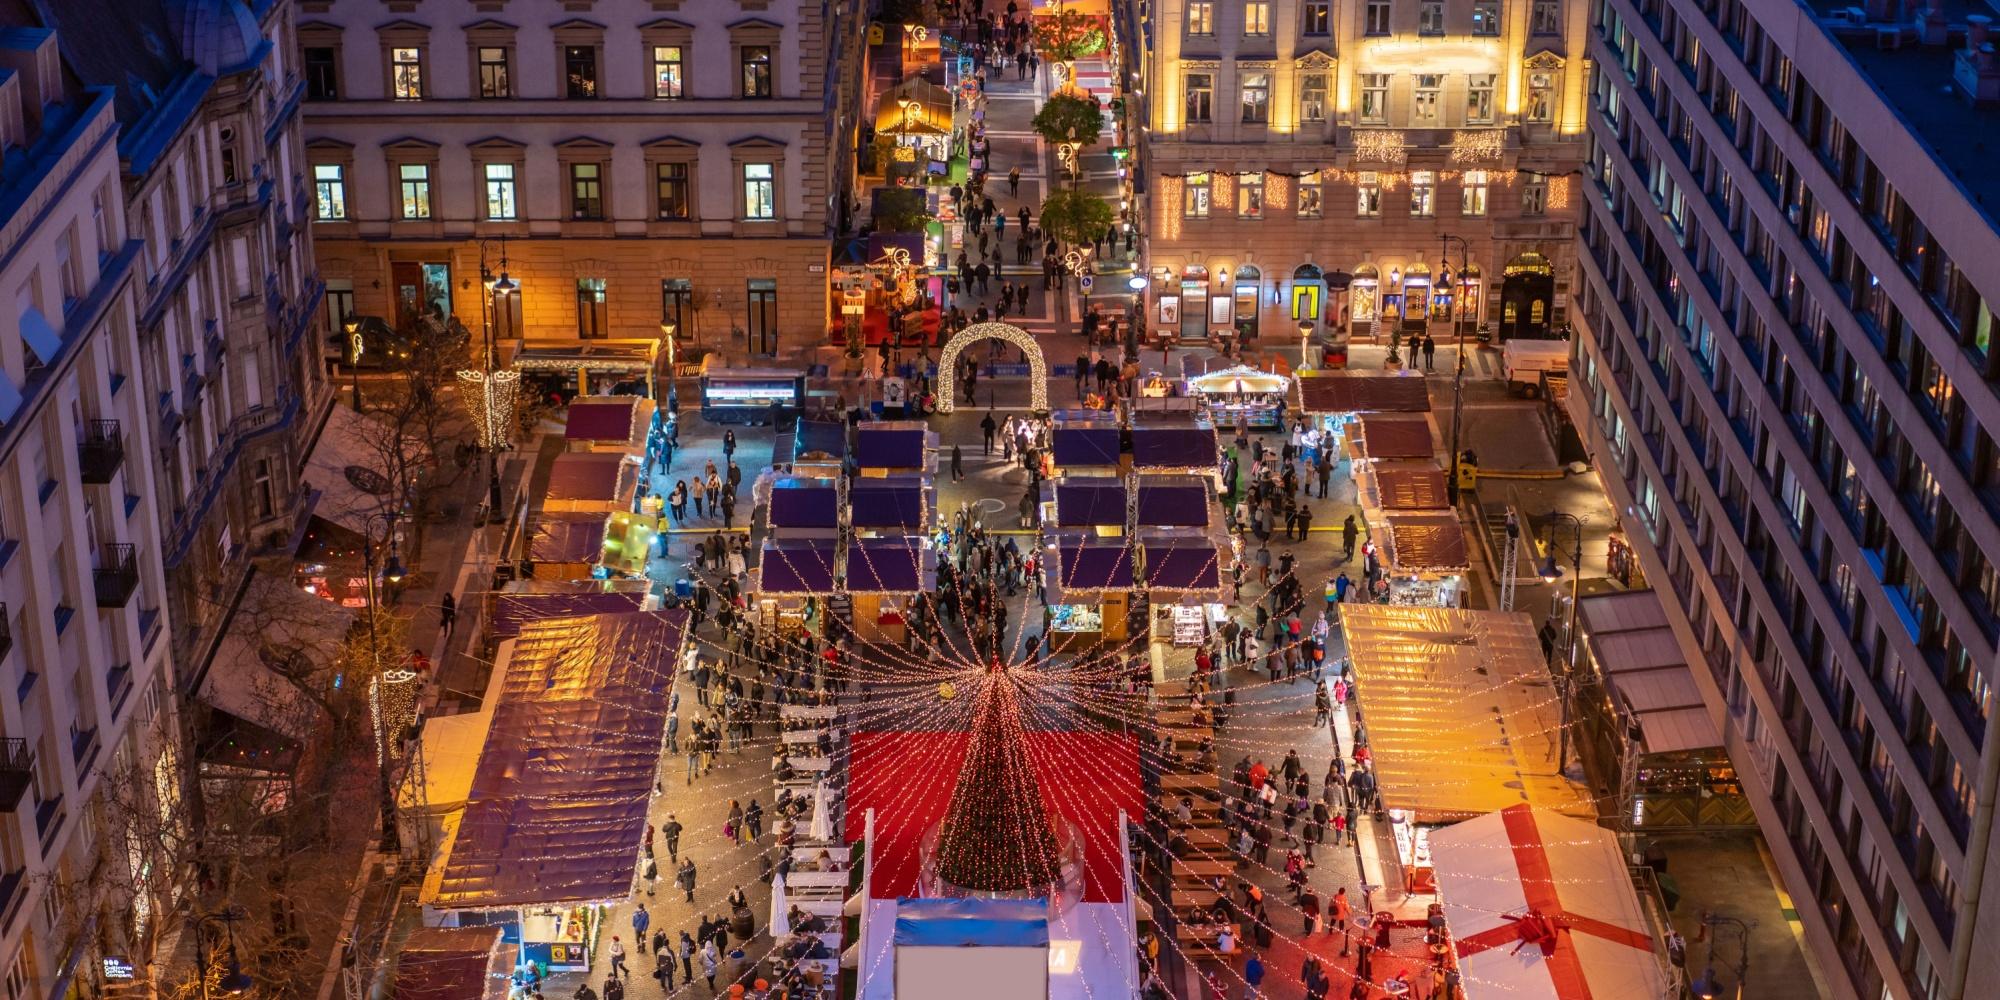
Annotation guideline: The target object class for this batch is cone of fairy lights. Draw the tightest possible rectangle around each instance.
[932,666,1063,894]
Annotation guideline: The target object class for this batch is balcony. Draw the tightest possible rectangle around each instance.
[69,726,98,774]
[77,419,124,484]
[93,543,139,608]
[0,739,31,811]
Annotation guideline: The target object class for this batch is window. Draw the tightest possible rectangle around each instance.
[1245,2,1272,35]
[1185,72,1214,123]
[484,163,517,220]
[576,278,607,338]
[1532,0,1561,34]
[1411,170,1436,216]
[747,278,778,355]
[390,47,422,100]
[1184,172,1212,218]
[1414,75,1442,123]
[1241,72,1270,123]
[1361,74,1389,123]
[1473,0,1501,34]
[1366,0,1391,35]
[662,279,695,340]
[304,47,338,100]
[397,164,431,219]
[656,163,690,219]
[1523,175,1549,214]
[741,45,772,98]
[1357,172,1382,216]
[1462,170,1489,216]
[1468,74,1496,123]
[478,47,510,97]
[1420,0,1445,34]
[1303,1,1332,35]
[1301,73,1328,122]
[565,46,598,98]
[1188,1,1215,36]
[253,459,274,519]
[1298,170,1323,218]
[312,164,347,220]
[653,46,684,99]
[743,163,776,220]
[1526,71,1556,122]
[569,163,603,220]
[1238,173,1265,218]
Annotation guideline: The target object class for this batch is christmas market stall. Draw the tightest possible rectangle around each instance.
[1047,477,1128,534]
[1129,418,1221,488]
[1049,419,1123,476]
[696,357,805,425]
[391,927,508,1000]
[1183,359,1292,430]
[1042,535,1134,652]
[509,338,662,400]
[1338,605,1592,894]
[1351,413,1437,463]
[522,513,609,582]
[563,395,655,455]
[855,421,936,477]
[1293,370,1431,462]
[845,537,936,645]
[1377,511,1470,607]
[1427,805,1673,1000]
[540,453,640,515]
[764,474,844,533]
[422,610,690,977]
[752,538,841,636]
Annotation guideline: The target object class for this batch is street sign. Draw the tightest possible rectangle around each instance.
[1079,275,1095,291]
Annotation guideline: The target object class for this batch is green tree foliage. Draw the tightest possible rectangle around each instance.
[1038,189,1116,250]
[1031,92,1104,147]
[873,186,930,232]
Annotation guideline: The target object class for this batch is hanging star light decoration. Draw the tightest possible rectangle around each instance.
[457,368,521,449]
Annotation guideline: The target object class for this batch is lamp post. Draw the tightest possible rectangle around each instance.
[1299,320,1315,370]
[1690,912,1753,999]
[1439,233,1473,504]
[360,510,407,853]
[1384,266,1403,365]
[1537,510,1585,775]
[1059,127,1081,190]
[475,238,518,521]
[194,908,254,999]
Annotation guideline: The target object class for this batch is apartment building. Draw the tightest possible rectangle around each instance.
[1138,0,1588,347]
[300,0,868,363]
[1567,0,2000,995]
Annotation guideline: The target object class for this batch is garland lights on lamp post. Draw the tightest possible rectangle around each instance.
[459,238,520,521]
[1537,509,1585,775]
[360,510,407,853]
[1439,233,1474,504]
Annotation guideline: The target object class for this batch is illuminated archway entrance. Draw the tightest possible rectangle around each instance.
[936,322,1048,415]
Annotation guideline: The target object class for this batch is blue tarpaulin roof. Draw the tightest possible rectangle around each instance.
[792,417,847,462]
[850,477,927,529]
[893,898,1050,947]
[1052,426,1121,467]
[1056,543,1134,592]
[489,592,647,640]
[759,539,839,594]
[847,538,930,592]
[857,427,927,469]
[1144,538,1222,592]
[1055,479,1127,527]
[1136,482,1211,527]
[769,480,841,529]
[1131,427,1218,469]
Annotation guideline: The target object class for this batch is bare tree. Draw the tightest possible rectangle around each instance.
[353,314,475,572]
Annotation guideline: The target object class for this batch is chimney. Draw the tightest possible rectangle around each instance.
[0,28,58,133]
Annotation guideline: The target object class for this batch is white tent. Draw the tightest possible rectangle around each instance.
[809,781,835,842]
[1428,805,1671,1000]
[770,874,792,939]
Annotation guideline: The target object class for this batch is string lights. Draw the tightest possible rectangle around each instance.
[457,368,521,449]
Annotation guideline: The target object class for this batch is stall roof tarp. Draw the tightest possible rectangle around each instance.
[430,610,689,910]
[893,898,1050,948]
[851,477,928,530]
[1137,479,1212,528]
[392,927,501,1000]
[565,398,641,443]
[1383,512,1471,573]
[1428,806,1668,1000]
[856,425,929,469]
[1357,415,1436,460]
[527,513,608,565]
[1131,426,1218,469]
[1578,590,1721,756]
[202,571,355,742]
[770,480,842,529]
[1296,371,1433,414]
[303,404,405,536]
[1056,542,1134,593]
[543,453,638,509]
[1056,478,1128,527]
[1143,538,1221,592]
[1052,426,1121,467]
[490,592,646,640]
[793,417,848,462]
[1364,463,1451,511]
[758,539,840,595]
[847,537,932,593]
[1339,605,1592,822]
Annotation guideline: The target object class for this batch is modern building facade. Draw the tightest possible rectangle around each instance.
[1137,0,1589,347]
[299,0,867,366]
[1568,0,2000,996]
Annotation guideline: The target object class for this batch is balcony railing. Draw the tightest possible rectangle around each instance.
[93,543,139,608]
[77,419,124,484]
[0,739,32,812]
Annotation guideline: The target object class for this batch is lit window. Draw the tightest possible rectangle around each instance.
[398,163,431,219]
[743,163,776,219]
[1297,170,1323,218]
[741,45,772,98]
[1526,71,1556,122]
[656,163,690,220]
[1411,170,1436,216]
[1241,72,1270,123]
[1238,173,1264,218]
[484,163,517,220]
[1357,172,1381,217]
[1468,74,1496,123]
[653,46,684,99]
[1462,170,1489,216]
[1413,74,1442,124]
[1300,73,1328,123]
[1522,177,1548,215]
[313,164,347,220]
[576,278,607,338]
[1184,172,1212,219]
[390,47,422,99]
[570,163,603,220]
[1188,1,1215,36]
[1472,0,1501,35]
[1360,74,1389,123]
[1245,2,1272,36]
[1302,1,1332,35]
[1185,72,1214,123]
[478,47,509,97]
[565,45,598,99]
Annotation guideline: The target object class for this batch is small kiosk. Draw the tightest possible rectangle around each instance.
[523,513,609,582]
[698,358,804,424]
[1043,535,1133,652]
[847,475,936,643]
[563,396,655,454]
[855,421,936,477]
[1129,419,1222,489]
[1378,512,1470,606]
[541,453,640,515]
[1183,360,1292,430]
[1049,419,1124,477]
[1293,370,1432,454]
[752,538,841,636]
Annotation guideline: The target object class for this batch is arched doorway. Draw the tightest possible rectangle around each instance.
[1232,265,1262,342]
[935,321,1049,414]
[1500,252,1556,341]
[1399,261,1431,332]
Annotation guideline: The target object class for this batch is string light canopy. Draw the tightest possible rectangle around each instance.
[457,369,520,449]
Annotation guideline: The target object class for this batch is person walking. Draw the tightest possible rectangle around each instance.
[677,858,697,902]
[632,904,651,953]
[1341,514,1358,560]
[1243,951,1265,1000]
[981,412,997,455]
[653,951,675,993]
[1008,165,1021,195]
[700,939,719,992]
[952,444,965,481]
[663,815,682,862]
[438,592,456,637]
[1422,333,1437,371]
[745,799,764,840]
[1332,887,1352,950]
[608,936,628,979]
[1296,504,1314,542]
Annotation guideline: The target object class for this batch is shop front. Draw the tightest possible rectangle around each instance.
[1377,512,1470,607]
[1346,263,1379,342]
[1175,265,1208,342]
[507,338,662,401]
[1044,536,1133,653]
[520,905,602,973]
[1499,252,1557,341]
[752,538,840,638]
[1230,265,1261,343]
[1398,262,1431,333]
[1293,370,1433,466]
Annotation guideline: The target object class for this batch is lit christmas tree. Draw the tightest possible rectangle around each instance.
[933,670,1063,893]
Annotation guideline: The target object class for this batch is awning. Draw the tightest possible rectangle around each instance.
[1131,426,1218,470]
[1052,426,1121,467]
[303,404,402,535]
[757,538,839,595]
[770,478,842,529]
[202,571,355,742]
[564,396,646,444]
[18,305,62,365]
[1361,463,1450,510]
[489,591,645,640]
[526,513,607,564]
[1051,540,1133,596]
[512,338,659,373]
[856,424,929,469]
[1142,536,1221,593]
[542,453,638,513]
[847,537,934,593]
[1339,605,1591,821]
[1383,512,1470,573]
[1136,478,1211,528]
[1055,478,1127,527]
[1578,590,1721,755]
[850,476,928,530]
[428,610,689,910]
[1295,370,1432,414]
[392,927,501,1000]
[1357,414,1435,460]
[1428,806,1668,1000]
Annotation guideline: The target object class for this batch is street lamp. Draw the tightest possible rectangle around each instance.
[360,510,406,853]
[194,909,253,999]
[1539,510,1585,774]
[1058,126,1082,189]
[1299,320,1316,370]
[1440,233,1474,504]
[1690,912,1753,999]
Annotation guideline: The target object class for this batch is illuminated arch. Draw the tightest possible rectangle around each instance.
[935,322,1048,415]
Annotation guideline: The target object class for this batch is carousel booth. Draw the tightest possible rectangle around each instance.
[1428,805,1673,1000]
[1574,590,1752,831]
[1043,535,1133,652]
[847,476,937,644]
[1182,358,1292,430]
[1338,606,1594,895]
[855,421,936,477]
[421,610,690,978]
[564,395,655,455]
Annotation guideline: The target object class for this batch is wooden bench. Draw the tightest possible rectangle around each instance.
[1171,888,1222,911]
[1172,858,1236,879]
